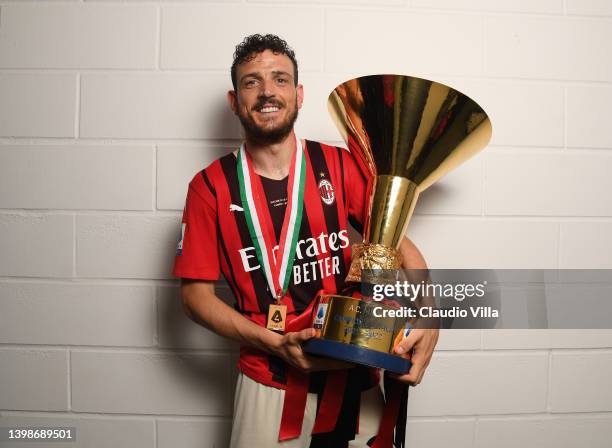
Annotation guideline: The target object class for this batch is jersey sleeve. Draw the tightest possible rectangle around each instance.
[341,148,369,235]
[172,174,220,280]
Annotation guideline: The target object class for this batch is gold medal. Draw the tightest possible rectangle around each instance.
[267,303,287,332]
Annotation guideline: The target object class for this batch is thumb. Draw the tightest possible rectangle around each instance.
[395,328,418,355]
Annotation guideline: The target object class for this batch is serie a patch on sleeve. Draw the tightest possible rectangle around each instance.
[176,223,186,256]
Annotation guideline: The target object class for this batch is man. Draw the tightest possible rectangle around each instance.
[173,34,438,447]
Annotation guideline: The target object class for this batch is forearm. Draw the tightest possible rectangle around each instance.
[181,281,281,354]
[180,280,351,372]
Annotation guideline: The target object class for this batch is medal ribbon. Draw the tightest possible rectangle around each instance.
[237,135,306,301]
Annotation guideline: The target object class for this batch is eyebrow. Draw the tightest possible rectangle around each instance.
[271,70,292,78]
[240,70,293,82]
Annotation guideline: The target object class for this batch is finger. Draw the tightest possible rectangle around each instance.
[410,332,436,368]
[390,371,420,386]
[288,328,316,344]
[393,332,438,385]
[395,353,425,385]
[285,348,312,371]
[405,364,423,385]
[397,340,436,385]
[395,328,419,355]
[286,347,336,372]
[417,369,426,384]
[410,341,428,365]
[412,359,430,385]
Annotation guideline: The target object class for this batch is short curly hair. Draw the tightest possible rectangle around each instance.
[231,34,298,91]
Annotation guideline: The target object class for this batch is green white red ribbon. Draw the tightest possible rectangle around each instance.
[237,135,306,300]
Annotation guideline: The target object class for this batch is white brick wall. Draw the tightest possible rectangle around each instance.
[80,74,241,139]
[0,214,73,277]
[566,85,612,148]
[408,352,549,416]
[160,5,323,71]
[156,145,232,210]
[484,150,612,216]
[413,0,564,14]
[448,79,565,147]
[0,283,156,346]
[76,215,180,279]
[550,351,612,412]
[484,15,612,82]
[0,74,76,137]
[325,9,482,75]
[0,415,155,448]
[0,349,69,411]
[0,4,157,69]
[1,2,611,447]
[0,146,154,210]
[566,0,612,16]
[476,415,612,448]
[70,351,233,415]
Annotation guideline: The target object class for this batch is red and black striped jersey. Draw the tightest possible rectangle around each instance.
[173,139,368,388]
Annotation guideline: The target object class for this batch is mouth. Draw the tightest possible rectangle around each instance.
[259,106,280,113]
[255,102,283,114]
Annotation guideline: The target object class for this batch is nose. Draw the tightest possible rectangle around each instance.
[260,78,275,97]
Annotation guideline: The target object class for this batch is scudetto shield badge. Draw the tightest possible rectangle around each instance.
[318,178,335,205]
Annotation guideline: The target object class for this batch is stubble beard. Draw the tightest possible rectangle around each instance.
[237,97,299,145]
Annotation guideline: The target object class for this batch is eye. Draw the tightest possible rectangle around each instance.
[244,79,258,88]
[276,77,289,85]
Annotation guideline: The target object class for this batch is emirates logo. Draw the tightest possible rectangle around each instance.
[318,178,335,205]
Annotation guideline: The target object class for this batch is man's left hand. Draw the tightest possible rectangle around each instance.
[392,328,439,386]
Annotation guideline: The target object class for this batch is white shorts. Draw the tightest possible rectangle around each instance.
[230,372,384,448]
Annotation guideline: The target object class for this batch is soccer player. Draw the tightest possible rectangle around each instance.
[173,34,439,448]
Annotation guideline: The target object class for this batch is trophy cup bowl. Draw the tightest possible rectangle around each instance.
[302,75,493,373]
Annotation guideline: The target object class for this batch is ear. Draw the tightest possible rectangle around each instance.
[296,84,304,110]
[227,90,238,115]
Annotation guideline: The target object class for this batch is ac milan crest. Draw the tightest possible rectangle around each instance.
[318,178,335,205]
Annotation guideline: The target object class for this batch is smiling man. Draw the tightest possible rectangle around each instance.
[173,34,438,448]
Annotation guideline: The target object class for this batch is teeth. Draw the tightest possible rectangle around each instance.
[260,106,279,113]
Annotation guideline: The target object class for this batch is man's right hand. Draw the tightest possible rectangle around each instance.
[179,281,352,372]
[270,328,354,372]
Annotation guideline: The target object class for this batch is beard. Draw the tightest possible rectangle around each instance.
[237,96,299,145]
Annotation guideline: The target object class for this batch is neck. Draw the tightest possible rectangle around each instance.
[244,131,297,180]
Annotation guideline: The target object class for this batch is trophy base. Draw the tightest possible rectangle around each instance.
[303,338,412,374]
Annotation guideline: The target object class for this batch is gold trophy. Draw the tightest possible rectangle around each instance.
[303,75,492,373]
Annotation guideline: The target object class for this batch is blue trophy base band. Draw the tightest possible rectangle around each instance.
[302,338,412,374]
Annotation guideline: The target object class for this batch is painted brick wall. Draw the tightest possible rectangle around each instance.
[1,1,611,447]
